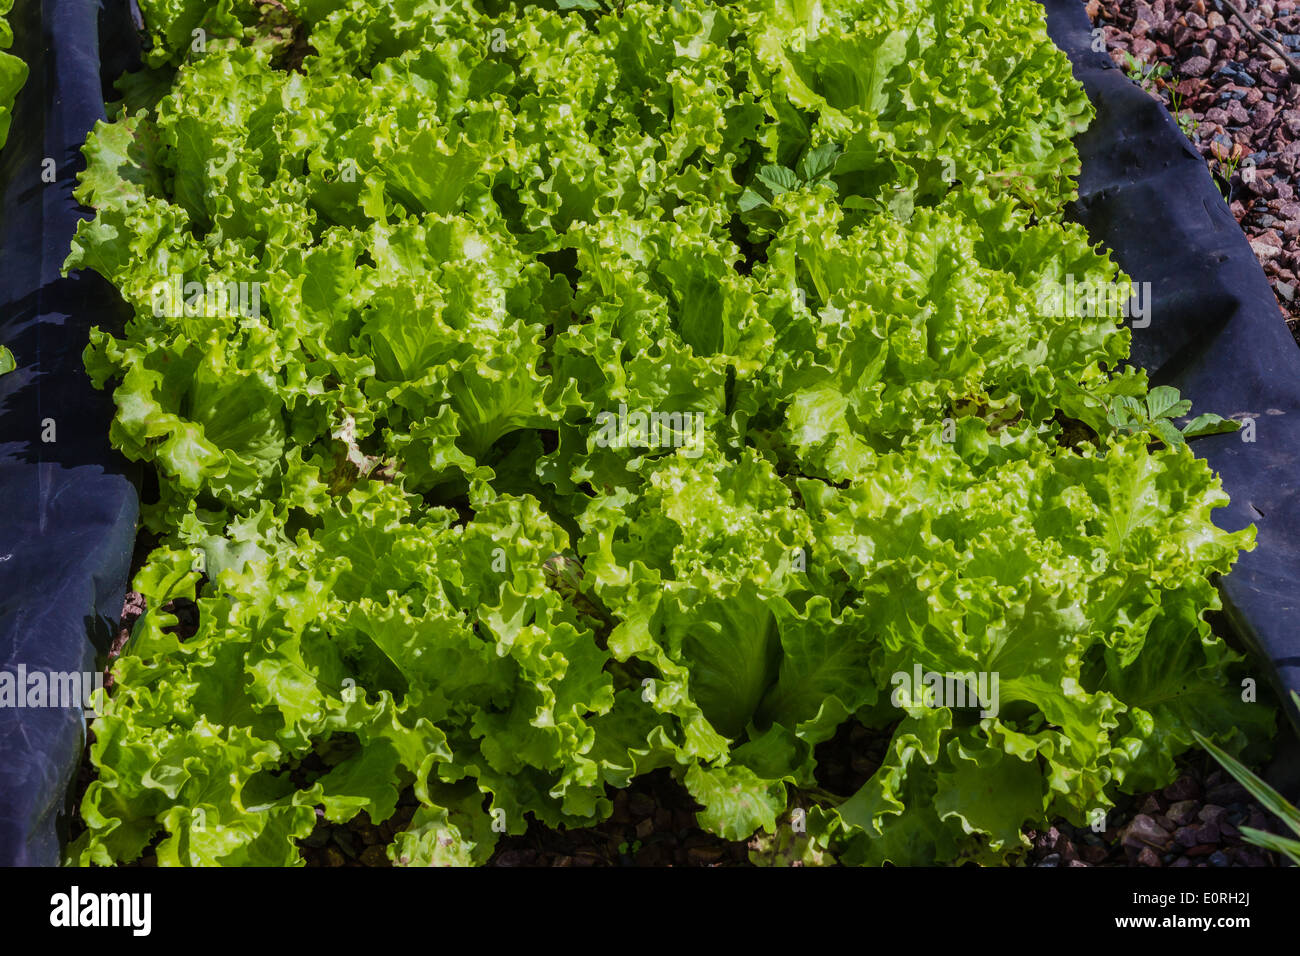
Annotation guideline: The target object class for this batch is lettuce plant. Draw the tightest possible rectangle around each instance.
[0,0,26,150]
[65,0,1272,866]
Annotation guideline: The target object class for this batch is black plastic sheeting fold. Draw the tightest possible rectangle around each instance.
[1042,0,1300,733]
[0,0,139,866]
[0,0,1295,868]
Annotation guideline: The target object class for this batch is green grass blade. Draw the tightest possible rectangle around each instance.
[1238,827,1300,867]
[1193,728,1300,842]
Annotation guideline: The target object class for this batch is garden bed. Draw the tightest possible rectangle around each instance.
[3,0,1299,868]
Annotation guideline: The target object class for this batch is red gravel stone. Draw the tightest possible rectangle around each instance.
[1093,0,1300,333]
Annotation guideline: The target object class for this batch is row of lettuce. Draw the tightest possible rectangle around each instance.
[66,0,1273,866]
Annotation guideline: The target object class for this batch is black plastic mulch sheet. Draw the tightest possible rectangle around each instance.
[0,0,1295,868]
[1042,0,1300,732]
[0,0,139,866]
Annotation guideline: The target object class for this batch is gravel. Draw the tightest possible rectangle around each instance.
[1023,754,1289,868]
[1090,0,1300,341]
